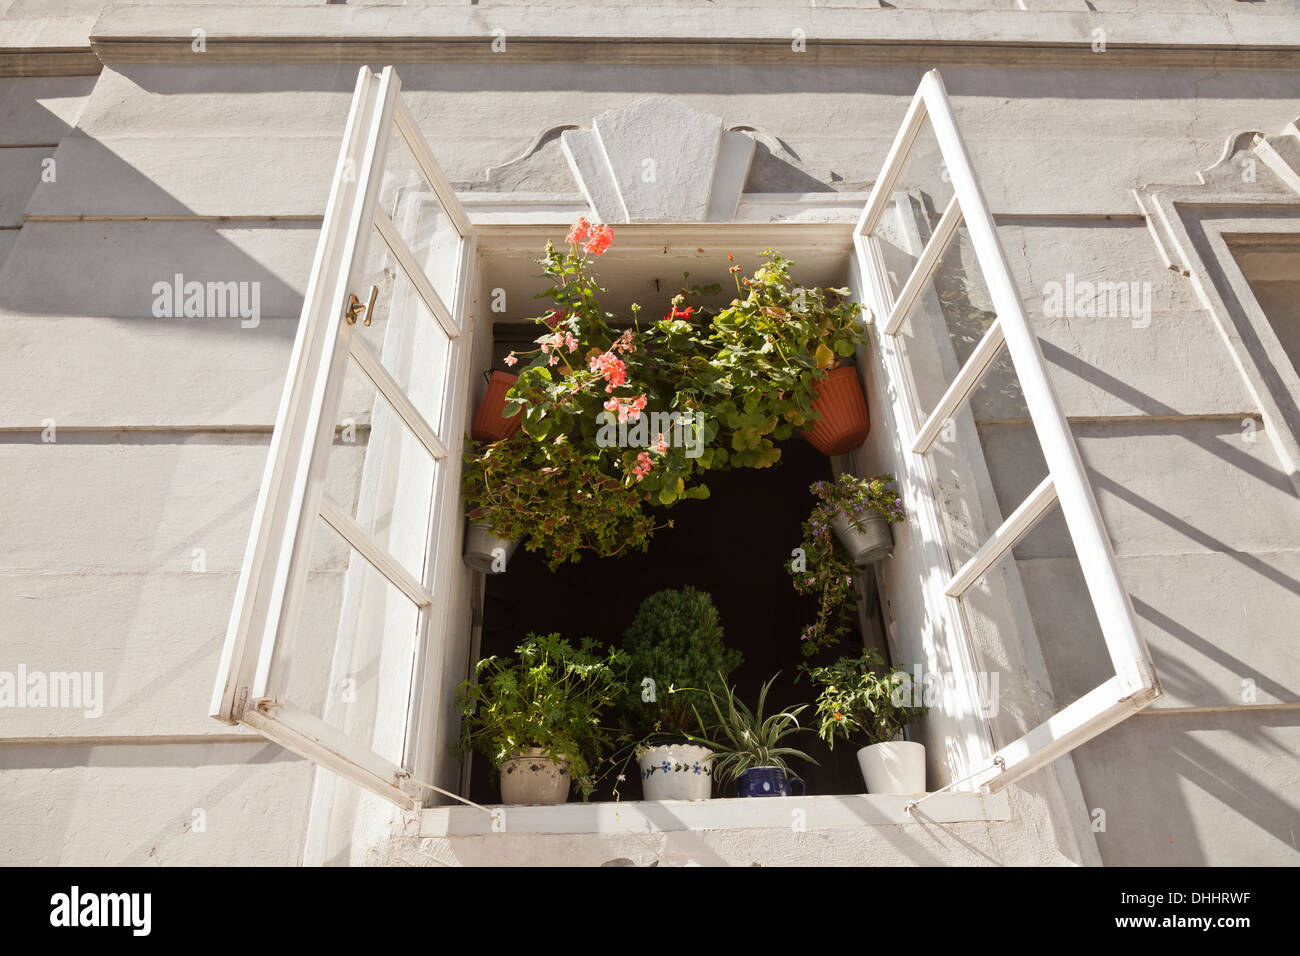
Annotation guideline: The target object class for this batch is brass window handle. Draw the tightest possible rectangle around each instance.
[345,285,379,326]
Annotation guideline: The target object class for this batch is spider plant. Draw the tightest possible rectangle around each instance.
[690,673,818,787]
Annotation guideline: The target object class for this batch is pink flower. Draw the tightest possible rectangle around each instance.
[566,218,590,245]
[632,451,654,482]
[583,224,614,257]
[588,350,627,392]
[612,328,637,355]
[504,353,518,367]
[603,393,647,423]
[654,433,668,454]
[564,332,579,353]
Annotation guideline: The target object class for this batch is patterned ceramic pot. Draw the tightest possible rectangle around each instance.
[499,748,571,805]
[638,744,714,801]
[736,766,806,797]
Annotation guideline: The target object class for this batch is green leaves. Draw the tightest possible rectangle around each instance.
[456,633,629,799]
[806,650,927,749]
[690,674,818,787]
[464,242,871,569]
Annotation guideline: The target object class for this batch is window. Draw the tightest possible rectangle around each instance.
[210,66,476,809]
[213,67,1161,818]
[853,70,1163,793]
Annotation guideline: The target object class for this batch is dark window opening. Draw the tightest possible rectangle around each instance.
[468,432,892,804]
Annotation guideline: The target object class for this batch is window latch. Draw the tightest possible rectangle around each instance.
[345,285,379,327]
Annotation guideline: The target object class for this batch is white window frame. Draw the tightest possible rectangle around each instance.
[855,70,1163,792]
[210,66,476,810]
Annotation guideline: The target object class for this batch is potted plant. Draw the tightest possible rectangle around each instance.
[807,649,929,794]
[459,222,871,570]
[470,369,523,444]
[455,632,627,805]
[461,431,659,571]
[788,474,905,657]
[818,473,906,566]
[616,587,743,801]
[691,674,817,797]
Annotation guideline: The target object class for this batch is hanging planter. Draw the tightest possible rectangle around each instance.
[462,516,521,573]
[801,365,871,456]
[830,512,894,566]
[470,370,523,444]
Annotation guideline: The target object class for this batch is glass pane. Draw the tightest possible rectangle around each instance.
[356,226,453,440]
[890,225,1019,428]
[958,503,1111,737]
[871,117,956,300]
[326,357,439,586]
[282,516,422,767]
[376,126,464,319]
[919,371,1048,572]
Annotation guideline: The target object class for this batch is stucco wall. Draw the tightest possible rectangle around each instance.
[1,3,1298,865]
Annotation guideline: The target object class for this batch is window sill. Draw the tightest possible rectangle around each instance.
[418,790,1010,837]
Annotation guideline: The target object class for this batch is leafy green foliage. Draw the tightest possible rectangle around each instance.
[454,633,627,799]
[690,674,818,788]
[462,226,871,568]
[806,649,928,750]
[790,473,905,657]
[616,588,743,742]
[462,432,660,571]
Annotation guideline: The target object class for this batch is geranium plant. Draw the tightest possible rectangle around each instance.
[463,219,870,567]
[454,632,627,800]
[806,649,927,749]
[789,473,905,657]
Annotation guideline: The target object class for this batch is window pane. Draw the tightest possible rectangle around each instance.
[376,126,464,319]
[325,356,438,586]
[282,515,422,768]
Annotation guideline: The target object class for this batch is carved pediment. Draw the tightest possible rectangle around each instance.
[561,96,756,223]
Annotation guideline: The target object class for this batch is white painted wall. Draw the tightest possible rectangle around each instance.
[1,2,1297,866]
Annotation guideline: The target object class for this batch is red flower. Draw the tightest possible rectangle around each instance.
[582,224,614,257]
[566,217,591,244]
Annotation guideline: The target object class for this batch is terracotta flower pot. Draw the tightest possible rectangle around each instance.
[801,365,871,456]
[471,371,523,443]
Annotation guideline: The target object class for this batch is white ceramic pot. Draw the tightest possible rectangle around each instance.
[498,748,570,805]
[638,744,714,801]
[463,519,520,573]
[831,512,894,566]
[856,741,926,794]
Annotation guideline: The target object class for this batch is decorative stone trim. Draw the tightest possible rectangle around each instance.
[561,97,754,223]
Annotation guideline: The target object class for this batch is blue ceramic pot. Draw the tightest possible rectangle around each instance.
[736,766,806,797]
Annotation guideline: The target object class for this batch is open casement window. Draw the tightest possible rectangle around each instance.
[856,70,1163,792]
[211,67,474,810]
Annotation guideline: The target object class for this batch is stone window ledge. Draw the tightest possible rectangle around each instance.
[418,791,1010,838]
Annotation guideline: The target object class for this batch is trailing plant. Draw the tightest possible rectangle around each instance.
[789,473,905,657]
[690,674,818,788]
[806,649,928,750]
[462,431,660,571]
[616,587,743,745]
[454,632,628,799]
[462,220,870,566]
